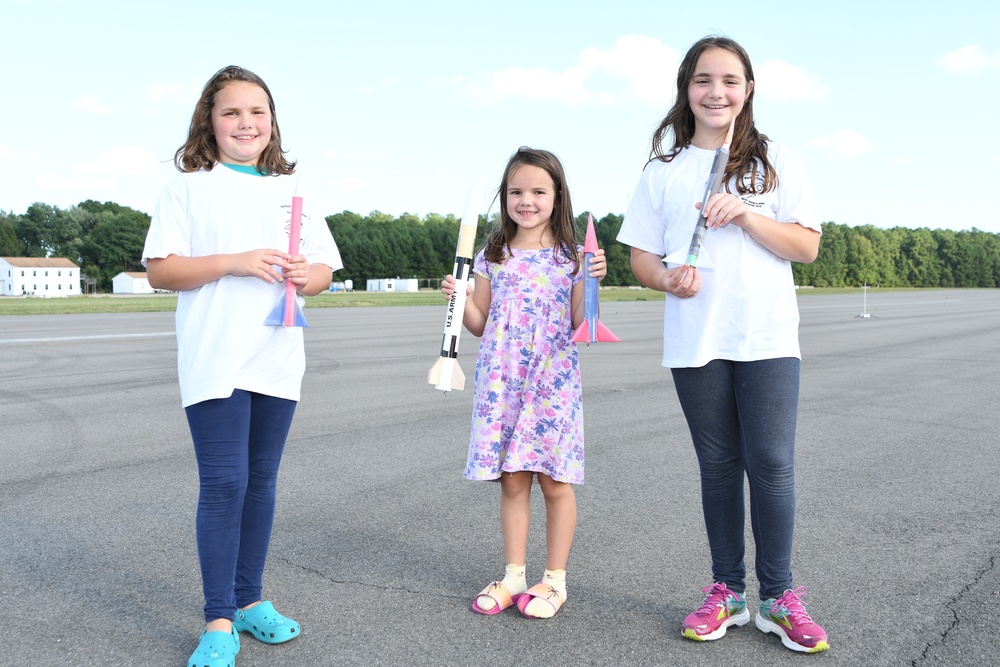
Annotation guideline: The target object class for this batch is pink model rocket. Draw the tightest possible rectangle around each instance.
[428,187,480,391]
[571,214,619,345]
[265,195,308,328]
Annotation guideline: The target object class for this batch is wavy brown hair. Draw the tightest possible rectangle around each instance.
[484,147,579,275]
[173,65,295,176]
[649,36,775,195]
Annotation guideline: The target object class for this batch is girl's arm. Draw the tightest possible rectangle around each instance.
[146,249,291,292]
[700,194,820,263]
[570,248,609,329]
[441,273,491,337]
[630,247,701,298]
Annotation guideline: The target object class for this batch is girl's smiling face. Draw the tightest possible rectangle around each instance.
[506,164,556,240]
[211,81,272,166]
[687,47,753,147]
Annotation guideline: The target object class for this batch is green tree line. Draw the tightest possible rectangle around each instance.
[3,201,1000,291]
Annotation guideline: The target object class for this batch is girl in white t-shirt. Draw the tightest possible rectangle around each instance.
[617,36,829,654]
[143,66,341,667]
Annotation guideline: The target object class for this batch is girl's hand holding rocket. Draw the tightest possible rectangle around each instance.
[584,248,608,280]
[696,192,752,230]
[441,274,472,299]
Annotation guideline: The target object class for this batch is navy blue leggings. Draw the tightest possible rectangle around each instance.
[185,390,296,622]
[671,358,799,600]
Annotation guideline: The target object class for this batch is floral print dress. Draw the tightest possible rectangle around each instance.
[463,246,585,484]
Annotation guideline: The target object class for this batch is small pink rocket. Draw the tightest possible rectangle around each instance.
[571,214,619,345]
[265,195,308,328]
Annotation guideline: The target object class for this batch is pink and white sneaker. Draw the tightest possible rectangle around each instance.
[681,582,750,641]
[755,586,830,653]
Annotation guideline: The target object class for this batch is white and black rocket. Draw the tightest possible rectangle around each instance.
[428,187,480,391]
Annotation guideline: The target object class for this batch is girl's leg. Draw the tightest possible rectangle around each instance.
[671,361,747,593]
[732,358,799,599]
[499,471,534,566]
[185,390,253,626]
[234,392,297,609]
[536,473,576,571]
[474,471,533,612]
[521,473,576,618]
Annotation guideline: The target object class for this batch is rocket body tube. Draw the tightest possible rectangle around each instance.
[428,188,479,391]
[685,145,730,266]
[570,214,620,345]
[265,195,308,328]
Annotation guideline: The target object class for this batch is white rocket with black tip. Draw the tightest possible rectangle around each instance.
[428,187,479,392]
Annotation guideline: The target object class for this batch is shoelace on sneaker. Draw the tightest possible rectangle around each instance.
[693,582,732,616]
[771,586,814,623]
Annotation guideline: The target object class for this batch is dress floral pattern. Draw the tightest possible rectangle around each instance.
[463,247,585,484]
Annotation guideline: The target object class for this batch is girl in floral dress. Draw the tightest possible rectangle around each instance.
[442,147,606,619]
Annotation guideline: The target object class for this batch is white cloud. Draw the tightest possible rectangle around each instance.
[578,35,680,106]
[755,60,830,101]
[71,95,113,114]
[0,145,12,157]
[452,34,679,108]
[76,146,161,176]
[937,45,1000,75]
[809,130,876,159]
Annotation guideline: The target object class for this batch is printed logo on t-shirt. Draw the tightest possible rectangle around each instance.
[281,203,310,249]
[740,171,767,209]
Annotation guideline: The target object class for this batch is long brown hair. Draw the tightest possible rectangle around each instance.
[649,36,776,195]
[484,147,579,274]
[173,65,295,176]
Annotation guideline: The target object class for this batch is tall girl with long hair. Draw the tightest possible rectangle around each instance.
[617,37,829,653]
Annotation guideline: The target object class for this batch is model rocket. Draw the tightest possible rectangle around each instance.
[570,214,620,345]
[428,187,480,391]
[664,116,736,269]
[265,195,309,328]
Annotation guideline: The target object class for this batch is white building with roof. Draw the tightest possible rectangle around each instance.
[0,257,80,297]
[366,277,418,292]
[112,271,155,294]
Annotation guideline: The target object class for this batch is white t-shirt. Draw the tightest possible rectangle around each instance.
[143,166,343,407]
[617,142,820,368]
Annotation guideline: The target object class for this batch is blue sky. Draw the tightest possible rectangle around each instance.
[2,0,998,233]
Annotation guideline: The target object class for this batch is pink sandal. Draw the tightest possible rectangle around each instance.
[516,582,564,618]
[471,581,524,615]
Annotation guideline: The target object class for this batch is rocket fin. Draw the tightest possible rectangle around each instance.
[593,320,620,343]
[664,247,715,270]
[428,357,466,391]
[570,319,620,344]
[427,357,443,384]
[450,365,465,391]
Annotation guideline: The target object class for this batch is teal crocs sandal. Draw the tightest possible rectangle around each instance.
[233,601,300,644]
[188,626,239,667]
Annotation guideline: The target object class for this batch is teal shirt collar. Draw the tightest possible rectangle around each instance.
[220,163,267,176]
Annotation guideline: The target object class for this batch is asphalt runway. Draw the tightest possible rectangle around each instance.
[2,289,998,666]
